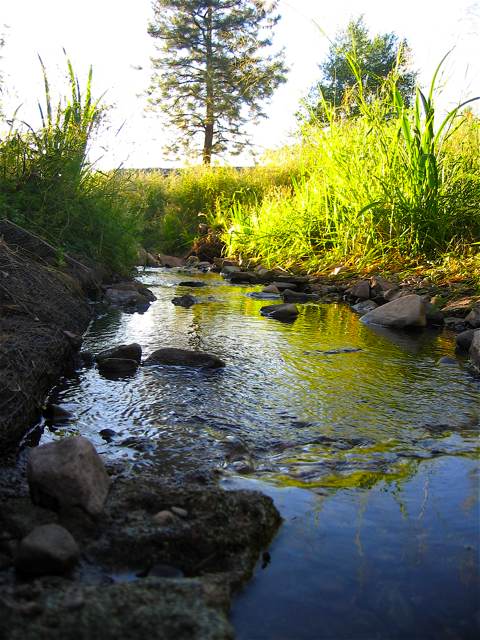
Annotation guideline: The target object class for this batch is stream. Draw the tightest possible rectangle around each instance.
[39,268,479,639]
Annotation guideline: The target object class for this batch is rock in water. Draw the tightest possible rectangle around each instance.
[15,524,80,576]
[144,348,225,369]
[360,294,427,328]
[352,300,378,315]
[260,303,299,322]
[172,294,197,308]
[466,304,480,329]
[455,329,475,352]
[27,436,111,516]
[96,343,142,364]
[97,358,139,377]
[470,330,480,371]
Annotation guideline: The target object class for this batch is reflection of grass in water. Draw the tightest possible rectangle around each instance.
[264,459,419,490]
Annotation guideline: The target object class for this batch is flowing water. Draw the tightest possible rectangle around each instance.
[39,268,479,639]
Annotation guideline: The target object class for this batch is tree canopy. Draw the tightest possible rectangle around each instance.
[147,0,287,164]
[301,16,417,123]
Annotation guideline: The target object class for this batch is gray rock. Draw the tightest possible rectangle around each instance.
[370,275,397,296]
[104,288,150,307]
[144,348,225,369]
[348,280,370,300]
[455,329,475,351]
[97,358,139,376]
[153,510,177,526]
[469,330,480,370]
[260,303,299,322]
[27,436,111,516]
[271,281,298,291]
[360,294,427,328]
[262,284,280,294]
[220,265,241,276]
[171,506,188,519]
[352,300,378,315]
[444,317,469,332]
[465,304,480,328]
[15,524,79,576]
[226,271,259,284]
[172,294,197,307]
[246,292,280,300]
[281,289,318,303]
[43,404,73,423]
[96,343,142,364]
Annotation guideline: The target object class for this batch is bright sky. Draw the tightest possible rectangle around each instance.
[1,0,479,168]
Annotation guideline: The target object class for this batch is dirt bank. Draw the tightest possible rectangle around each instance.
[0,220,97,452]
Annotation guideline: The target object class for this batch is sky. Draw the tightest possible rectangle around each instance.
[1,0,479,168]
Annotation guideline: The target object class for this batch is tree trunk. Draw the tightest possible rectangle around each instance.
[203,4,214,165]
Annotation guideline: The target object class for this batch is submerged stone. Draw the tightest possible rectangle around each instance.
[260,303,299,322]
[144,348,225,369]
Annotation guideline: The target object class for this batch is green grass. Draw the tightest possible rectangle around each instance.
[0,58,140,273]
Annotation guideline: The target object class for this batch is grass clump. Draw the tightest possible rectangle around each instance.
[0,58,140,273]
[218,57,479,276]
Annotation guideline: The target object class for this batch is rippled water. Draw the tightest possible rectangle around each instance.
[40,267,479,638]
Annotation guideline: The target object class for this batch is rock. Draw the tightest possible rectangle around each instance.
[178,281,207,288]
[97,358,139,377]
[220,265,241,276]
[469,330,480,370]
[157,254,185,268]
[246,292,280,300]
[347,280,370,300]
[43,404,73,423]
[441,297,476,317]
[262,284,281,294]
[80,351,95,367]
[465,304,480,328]
[383,288,404,302]
[444,317,469,332]
[62,330,83,350]
[15,524,80,576]
[99,429,117,442]
[425,302,444,326]
[96,343,142,364]
[271,281,298,291]
[456,329,475,352]
[260,303,299,322]
[185,255,200,267]
[352,300,378,315]
[27,436,111,516]
[153,510,177,526]
[281,289,318,303]
[144,348,225,369]
[226,271,259,284]
[145,252,160,267]
[360,294,427,328]
[104,288,149,308]
[171,506,188,519]
[172,294,197,308]
[370,275,397,296]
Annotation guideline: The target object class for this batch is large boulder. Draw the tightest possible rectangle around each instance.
[470,330,480,371]
[96,343,142,364]
[260,303,299,322]
[360,294,427,328]
[465,304,480,328]
[144,348,225,369]
[27,437,111,516]
[15,524,79,576]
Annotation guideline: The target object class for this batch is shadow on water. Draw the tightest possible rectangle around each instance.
[42,268,480,639]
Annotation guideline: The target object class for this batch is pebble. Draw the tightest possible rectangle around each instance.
[170,506,188,519]
[152,510,176,526]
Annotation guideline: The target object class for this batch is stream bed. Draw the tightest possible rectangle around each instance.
[40,268,479,639]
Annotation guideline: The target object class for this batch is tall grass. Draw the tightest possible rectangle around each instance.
[220,59,480,273]
[0,58,140,272]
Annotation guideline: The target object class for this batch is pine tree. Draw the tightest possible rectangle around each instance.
[147,0,287,164]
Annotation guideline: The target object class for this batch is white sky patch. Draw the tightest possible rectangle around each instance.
[1,0,479,169]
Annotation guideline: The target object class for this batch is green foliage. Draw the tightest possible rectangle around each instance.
[147,0,287,164]
[0,58,140,273]
[301,16,416,123]
[217,61,479,273]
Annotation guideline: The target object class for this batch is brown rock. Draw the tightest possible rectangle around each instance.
[144,348,225,369]
[470,330,480,370]
[465,304,480,328]
[96,343,142,364]
[157,254,185,268]
[260,303,299,322]
[15,524,79,575]
[27,436,111,516]
[348,280,370,300]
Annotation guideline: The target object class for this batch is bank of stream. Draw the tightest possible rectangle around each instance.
[29,267,479,639]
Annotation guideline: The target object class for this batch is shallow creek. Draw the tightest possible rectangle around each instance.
[41,268,479,639]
